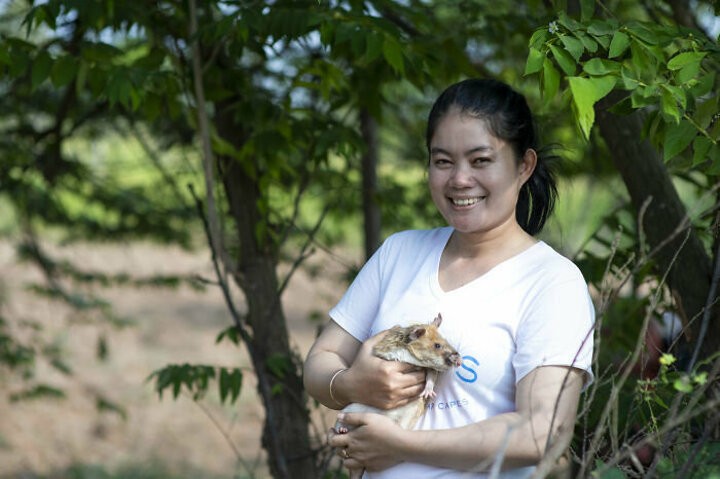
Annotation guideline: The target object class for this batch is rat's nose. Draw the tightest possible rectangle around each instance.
[447,352,462,367]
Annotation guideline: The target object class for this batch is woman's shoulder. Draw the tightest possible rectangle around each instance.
[528,241,587,283]
[383,227,452,250]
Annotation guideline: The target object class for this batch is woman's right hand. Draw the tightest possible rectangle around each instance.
[340,330,427,410]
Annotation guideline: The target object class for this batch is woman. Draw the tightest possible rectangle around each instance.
[303,78,595,478]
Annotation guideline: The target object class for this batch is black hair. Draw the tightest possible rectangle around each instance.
[425,78,558,236]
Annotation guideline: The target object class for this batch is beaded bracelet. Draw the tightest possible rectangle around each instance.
[328,368,348,407]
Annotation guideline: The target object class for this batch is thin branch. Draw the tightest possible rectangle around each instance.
[187,0,233,278]
[276,205,329,297]
[687,223,720,371]
[188,184,288,479]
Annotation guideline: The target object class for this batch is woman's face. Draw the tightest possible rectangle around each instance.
[428,109,535,237]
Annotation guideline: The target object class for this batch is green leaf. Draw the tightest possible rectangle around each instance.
[549,44,576,76]
[382,37,404,74]
[706,146,720,175]
[542,58,560,103]
[51,55,78,88]
[31,50,52,90]
[673,375,693,393]
[0,44,9,65]
[675,61,701,85]
[587,20,617,36]
[529,27,550,49]
[10,384,65,402]
[568,76,597,139]
[661,88,681,124]
[568,75,617,139]
[689,72,715,98]
[557,11,581,32]
[525,47,544,75]
[580,0,595,22]
[693,136,712,166]
[664,84,686,111]
[559,35,583,61]
[608,31,630,58]
[365,32,383,62]
[667,51,707,70]
[219,368,243,404]
[583,58,620,76]
[266,354,292,379]
[663,119,697,161]
[575,32,598,53]
[627,23,661,45]
[589,75,617,100]
[620,67,640,90]
[695,96,719,130]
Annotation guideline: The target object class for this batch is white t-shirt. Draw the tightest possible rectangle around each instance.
[329,227,595,479]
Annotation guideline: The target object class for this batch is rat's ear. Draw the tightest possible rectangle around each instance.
[432,313,443,328]
[408,326,427,342]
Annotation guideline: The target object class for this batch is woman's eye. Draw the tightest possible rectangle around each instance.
[473,157,490,165]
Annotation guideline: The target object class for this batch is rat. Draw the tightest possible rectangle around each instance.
[334,313,462,478]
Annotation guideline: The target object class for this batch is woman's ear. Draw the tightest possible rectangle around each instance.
[519,148,537,184]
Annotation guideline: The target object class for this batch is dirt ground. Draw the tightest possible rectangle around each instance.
[0,239,351,478]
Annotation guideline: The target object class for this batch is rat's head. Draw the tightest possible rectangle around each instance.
[404,313,462,371]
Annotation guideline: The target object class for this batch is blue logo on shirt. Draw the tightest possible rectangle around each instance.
[455,355,479,383]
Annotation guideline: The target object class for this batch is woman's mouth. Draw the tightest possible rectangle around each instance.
[450,196,485,207]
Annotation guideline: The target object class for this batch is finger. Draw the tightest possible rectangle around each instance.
[363,329,390,348]
[396,362,424,373]
[328,431,349,449]
[344,458,363,470]
[335,412,366,429]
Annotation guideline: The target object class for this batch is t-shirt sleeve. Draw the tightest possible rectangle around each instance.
[328,238,389,342]
[513,272,595,387]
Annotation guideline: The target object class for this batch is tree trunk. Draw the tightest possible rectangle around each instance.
[595,98,719,361]
[361,108,382,260]
[215,106,318,478]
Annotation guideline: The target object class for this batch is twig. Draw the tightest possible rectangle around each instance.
[276,205,329,297]
[190,395,257,478]
[187,0,233,279]
[687,226,720,371]
[188,184,288,478]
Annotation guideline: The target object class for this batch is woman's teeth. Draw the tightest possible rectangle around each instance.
[452,197,482,206]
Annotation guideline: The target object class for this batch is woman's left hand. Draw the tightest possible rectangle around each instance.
[328,412,408,472]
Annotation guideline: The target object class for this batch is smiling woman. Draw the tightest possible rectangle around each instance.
[303,78,595,479]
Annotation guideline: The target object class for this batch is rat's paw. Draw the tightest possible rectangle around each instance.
[334,425,349,434]
[420,388,437,400]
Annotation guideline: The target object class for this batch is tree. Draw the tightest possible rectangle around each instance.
[2,0,718,476]
[0,1,473,476]
[526,1,719,361]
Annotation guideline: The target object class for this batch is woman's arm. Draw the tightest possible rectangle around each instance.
[330,365,584,472]
[303,320,426,410]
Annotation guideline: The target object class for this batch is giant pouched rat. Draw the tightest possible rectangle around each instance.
[334,313,461,478]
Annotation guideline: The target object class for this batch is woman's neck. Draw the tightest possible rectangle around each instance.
[447,221,536,261]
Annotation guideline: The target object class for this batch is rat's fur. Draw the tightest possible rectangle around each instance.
[334,314,461,477]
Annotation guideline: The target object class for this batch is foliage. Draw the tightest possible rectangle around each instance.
[526,11,719,173]
[1,0,719,477]
[148,363,243,404]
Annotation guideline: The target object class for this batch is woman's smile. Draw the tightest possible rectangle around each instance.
[428,109,534,237]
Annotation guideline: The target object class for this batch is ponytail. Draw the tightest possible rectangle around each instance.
[516,146,558,235]
[427,78,560,236]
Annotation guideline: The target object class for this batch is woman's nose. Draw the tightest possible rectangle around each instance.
[449,163,474,187]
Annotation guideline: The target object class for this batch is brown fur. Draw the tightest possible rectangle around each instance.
[335,314,461,478]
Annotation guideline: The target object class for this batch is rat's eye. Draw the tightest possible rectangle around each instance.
[434,343,441,349]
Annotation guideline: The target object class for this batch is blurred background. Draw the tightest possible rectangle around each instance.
[0,0,719,478]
